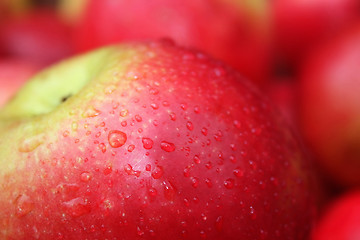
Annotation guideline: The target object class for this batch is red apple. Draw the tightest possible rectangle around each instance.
[0,41,317,239]
[299,24,360,186]
[0,58,38,106]
[0,8,74,67]
[73,0,270,86]
[273,0,360,68]
[312,191,360,240]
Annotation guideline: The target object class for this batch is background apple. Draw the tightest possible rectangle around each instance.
[273,0,360,71]
[72,0,270,86]
[299,24,360,187]
[0,58,38,107]
[0,7,74,67]
[0,41,317,239]
[312,191,360,240]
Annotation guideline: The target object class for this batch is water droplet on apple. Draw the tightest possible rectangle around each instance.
[120,109,129,117]
[191,177,199,188]
[205,178,212,188]
[99,143,106,153]
[249,206,256,219]
[201,127,208,136]
[135,114,142,122]
[224,178,235,189]
[82,106,101,118]
[128,144,135,152]
[169,112,176,121]
[215,216,224,232]
[108,130,127,148]
[19,134,45,153]
[80,172,92,182]
[142,137,154,149]
[193,155,200,164]
[163,181,176,201]
[151,166,164,179]
[15,194,34,217]
[186,121,194,131]
[148,187,157,197]
[233,167,244,178]
[150,103,159,110]
[160,141,175,152]
[63,197,91,217]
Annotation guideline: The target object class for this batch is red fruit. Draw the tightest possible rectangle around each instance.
[273,0,360,68]
[299,25,360,186]
[74,0,270,86]
[312,191,360,240]
[0,41,316,239]
[0,58,38,106]
[0,8,74,67]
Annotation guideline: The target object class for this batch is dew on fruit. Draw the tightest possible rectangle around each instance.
[193,155,200,164]
[71,121,78,131]
[120,109,129,117]
[224,178,235,189]
[215,216,224,232]
[148,187,157,197]
[191,177,199,188]
[151,166,164,179]
[135,114,142,122]
[127,144,135,152]
[142,137,154,149]
[99,143,106,153]
[124,164,141,177]
[103,165,112,175]
[233,167,244,178]
[163,180,176,201]
[80,172,92,182]
[150,103,159,109]
[205,178,212,188]
[160,141,176,152]
[145,164,151,171]
[186,121,194,131]
[82,106,101,118]
[201,127,208,136]
[19,134,45,153]
[63,197,91,217]
[108,130,127,148]
[249,206,256,220]
[169,112,176,121]
[15,194,34,217]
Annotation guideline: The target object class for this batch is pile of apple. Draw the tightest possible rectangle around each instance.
[0,0,359,239]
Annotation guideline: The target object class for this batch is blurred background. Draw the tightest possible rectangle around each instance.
[0,0,359,239]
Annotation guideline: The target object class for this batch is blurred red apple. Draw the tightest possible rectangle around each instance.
[312,191,360,240]
[273,0,360,69]
[0,58,38,106]
[0,41,317,239]
[0,8,74,67]
[73,0,270,86]
[299,24,360,187]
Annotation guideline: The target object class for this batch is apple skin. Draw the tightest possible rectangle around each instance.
[0,41,316,239]
[312,191,360,240]
[73,0,270,86]
[273,0,360,68]
[0,58,38,107]
[299,25,360,187]
[0,8,74,67]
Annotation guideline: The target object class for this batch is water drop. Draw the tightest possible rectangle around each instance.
[163,181,176,201]
[99,143,106,153]
[15,194,34,217]
[142,138,154,149]
[186,121,194,131]
[108,130,127,148]
[201,127,208,136]
[160,141,176,152]
[120,109,128,117]
[191,177,199,188]
[148,188,158,197]
[63,197,91,217]
[135,115,142,122]
[19,134,44,153]
[224,178,235,189]
[150,103,159,110]
[82,106,101,118]
[215,216,224,232]
[205,178,212,188]
[233,168,244,178]
[169,112,176,121]
[128,144,135,152]
[193,155,200,164]
[151,166,164,179]
[80,172,92,182]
